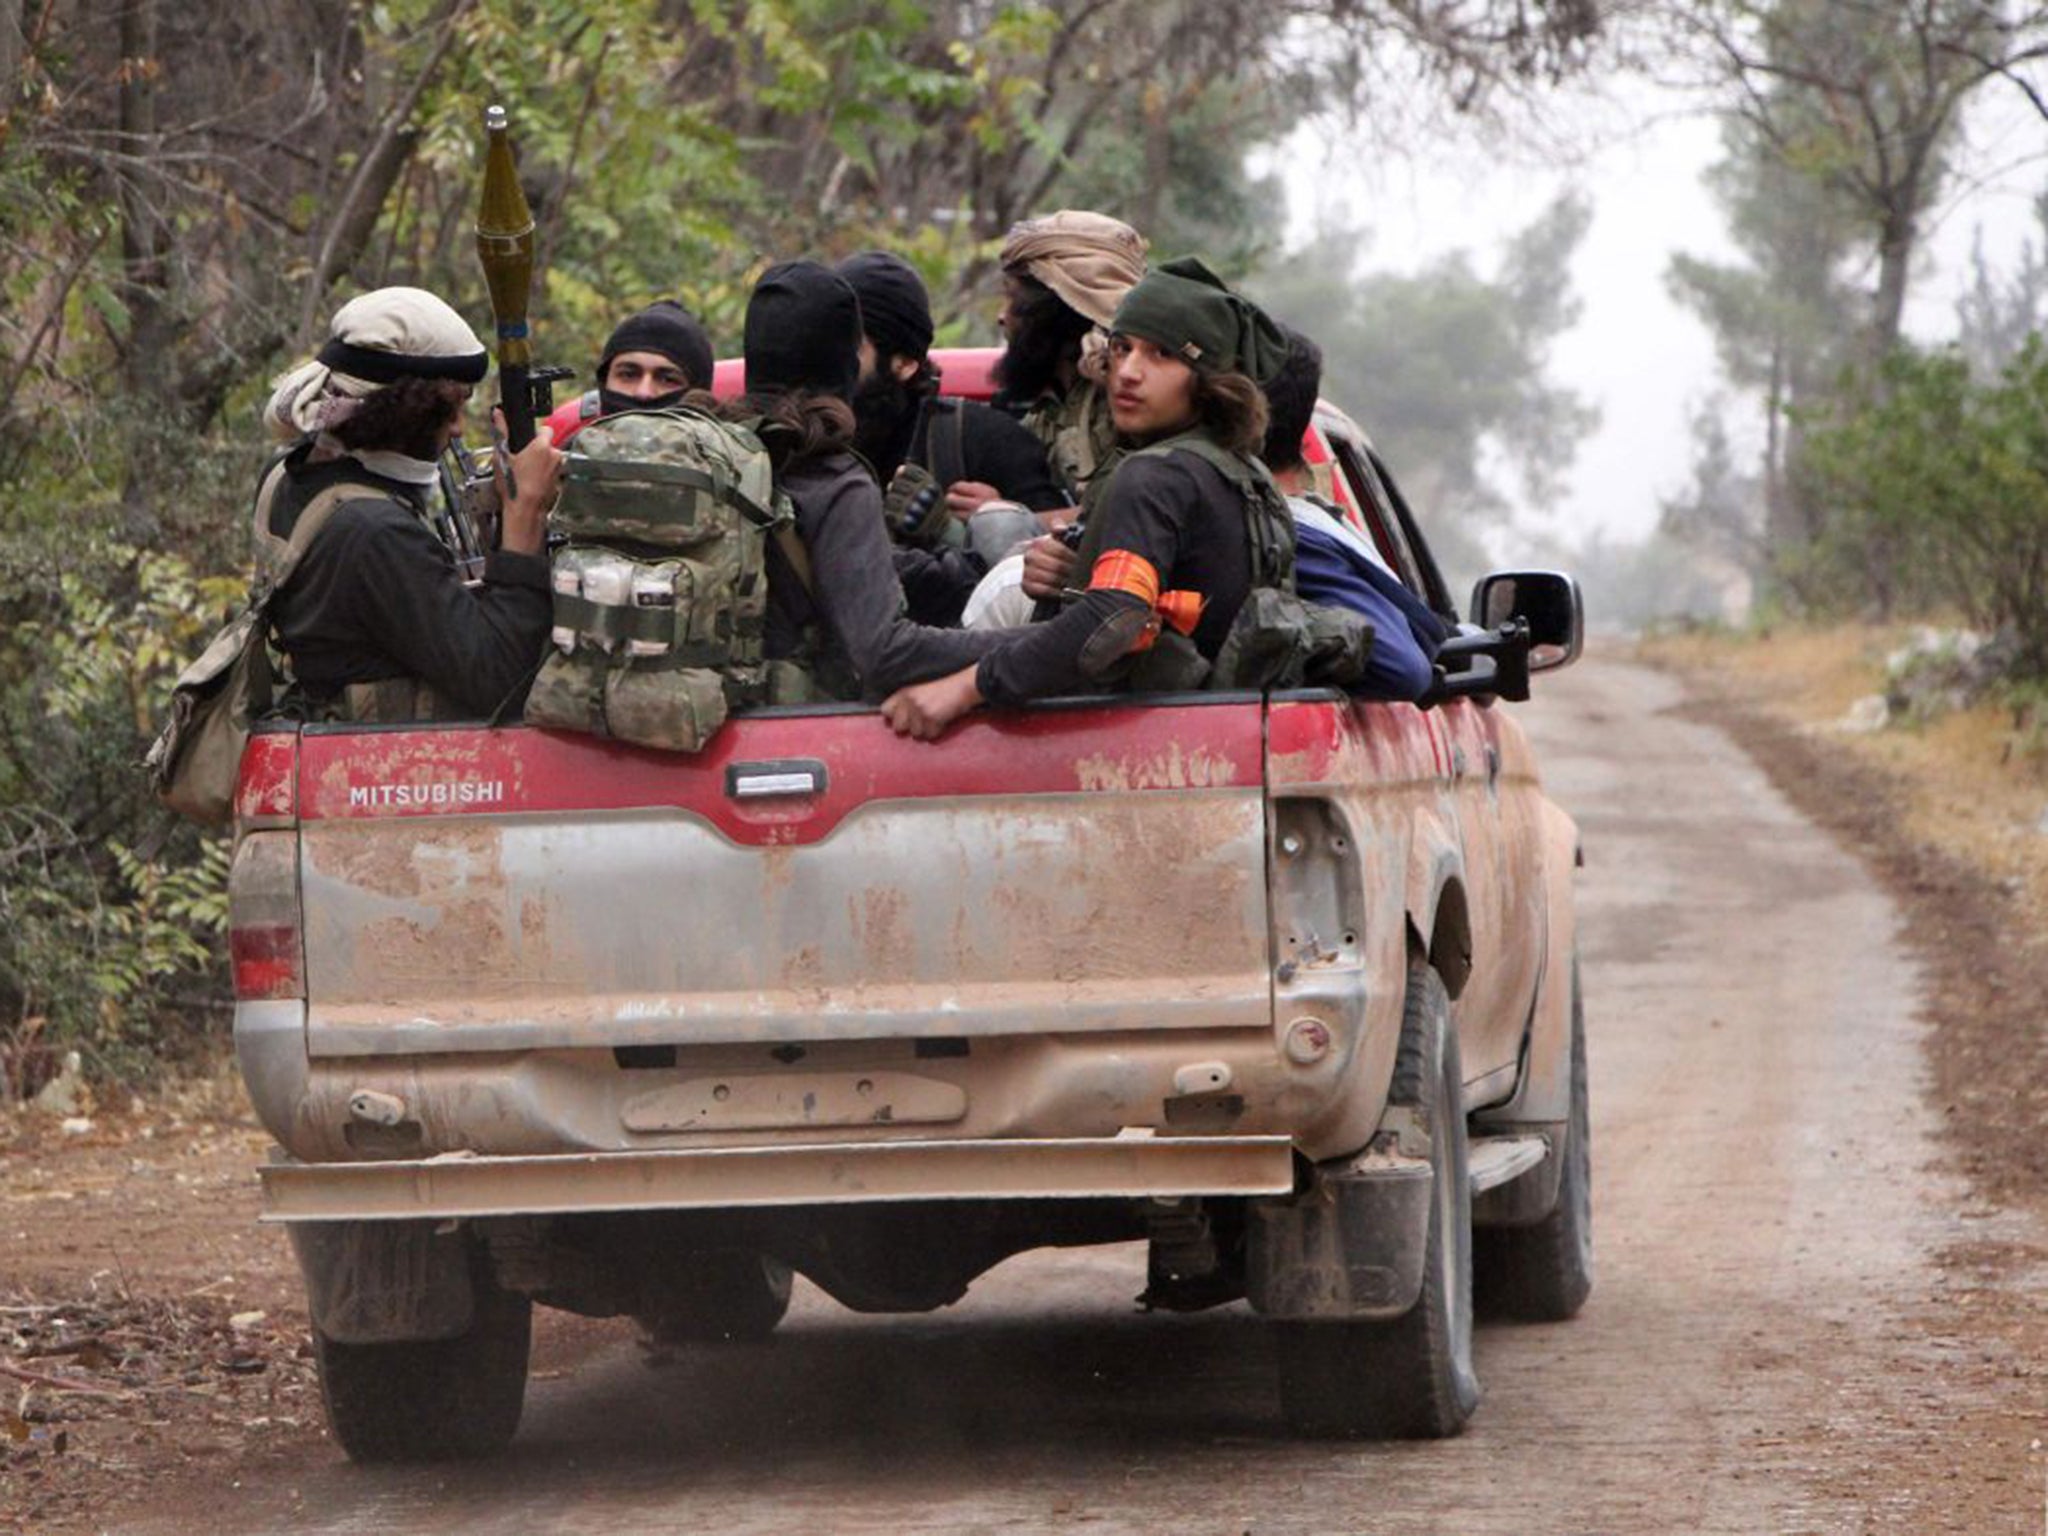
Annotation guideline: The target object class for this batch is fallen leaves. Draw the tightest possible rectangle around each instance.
[0,1280,318,1533]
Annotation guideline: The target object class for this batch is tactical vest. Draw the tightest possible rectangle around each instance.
[1024,379,1119,504]
[524,406,813,750]
[1069,432,1293,586]
[1052,432,1293,692]
[249,455,447,724]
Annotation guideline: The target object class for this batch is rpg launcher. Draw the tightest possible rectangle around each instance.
[475,103,572,451]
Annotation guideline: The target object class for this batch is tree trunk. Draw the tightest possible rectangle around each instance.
[116,0,175,544]
[1762,337,1789,552]
[0,0,23,122]
[1870,200,1917,366]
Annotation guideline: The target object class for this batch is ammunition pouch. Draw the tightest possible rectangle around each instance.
[340,677,446,725]
[1212,587,1376,692]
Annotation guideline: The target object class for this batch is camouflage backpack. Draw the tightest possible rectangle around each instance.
[524,407,806,752]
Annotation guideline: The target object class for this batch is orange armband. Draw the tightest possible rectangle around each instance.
[1089,550,1208,652]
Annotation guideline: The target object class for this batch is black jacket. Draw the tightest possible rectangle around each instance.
[887,397,1068,626]
[262,444,551,719]
[976,447,1252,705]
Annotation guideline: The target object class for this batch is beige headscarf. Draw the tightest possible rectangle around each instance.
[999,210,1149,328]
[265,286,488,443]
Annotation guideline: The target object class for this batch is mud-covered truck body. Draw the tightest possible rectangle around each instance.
[229,389,1589,1457]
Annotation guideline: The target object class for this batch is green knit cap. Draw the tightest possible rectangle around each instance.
[1109,256,1288,384]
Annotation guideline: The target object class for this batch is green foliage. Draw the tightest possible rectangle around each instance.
[0,533,238,1079]
[1799,339,2048,679]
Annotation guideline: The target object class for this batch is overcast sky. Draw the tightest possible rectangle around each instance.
[1271,81,2047,552]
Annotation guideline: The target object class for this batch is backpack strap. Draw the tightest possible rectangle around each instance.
[250,473,384,610]
[921,397,968,491]
[1087,432,1297,592]
[771,523,815,599]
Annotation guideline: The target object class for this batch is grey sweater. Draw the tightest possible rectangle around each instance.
[765,451,1010,700]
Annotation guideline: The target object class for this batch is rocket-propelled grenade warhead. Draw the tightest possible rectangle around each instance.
[477,102,539,448]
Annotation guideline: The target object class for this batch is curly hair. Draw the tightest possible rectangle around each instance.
[329,377,468,460]
[693,387,857,472]
[1190,368,1269,458]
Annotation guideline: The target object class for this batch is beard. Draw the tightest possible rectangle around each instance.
[992,284,1092,402]
[992,328,1068,402]
[850,371,922,478]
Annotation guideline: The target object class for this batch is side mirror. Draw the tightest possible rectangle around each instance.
[1422,570,1584,707]
[1470,570,1584,673]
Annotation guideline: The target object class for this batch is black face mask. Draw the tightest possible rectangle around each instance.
[851,370,921,478]
[598,384,688,418]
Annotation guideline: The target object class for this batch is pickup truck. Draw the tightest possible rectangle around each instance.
[228,349,1588,1459]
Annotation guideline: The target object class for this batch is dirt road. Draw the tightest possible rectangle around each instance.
[17,657,2046,1533]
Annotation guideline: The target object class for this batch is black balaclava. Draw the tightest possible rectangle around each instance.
[837,252,939,479]
[835,251,936,364]
[596,299,715,416]
[743,261,863,403]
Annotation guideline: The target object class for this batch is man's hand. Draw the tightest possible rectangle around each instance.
[944,479,1002,521]
[1018,534,1079,601]
[493,408,563,556]
[881,665,983,740]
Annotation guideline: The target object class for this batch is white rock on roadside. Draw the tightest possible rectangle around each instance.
[29,1050,85,1116]
[1839,695,1891,733]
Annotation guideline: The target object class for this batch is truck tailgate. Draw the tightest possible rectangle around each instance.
[293,703,1272,1056]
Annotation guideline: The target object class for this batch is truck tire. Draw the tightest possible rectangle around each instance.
[1476,957,1592,1321]
[1275,962,1480,1439]
[313,1270,531,1463]
[639,1251,794,1343]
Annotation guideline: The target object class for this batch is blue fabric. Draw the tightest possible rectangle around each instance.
[1290,502,1444,701]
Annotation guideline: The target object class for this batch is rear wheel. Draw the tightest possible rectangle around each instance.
[314,1269,531,1463]
[638,1251,794,1343]
[1476,957,1592,1321]
[1275,963,1479,1439]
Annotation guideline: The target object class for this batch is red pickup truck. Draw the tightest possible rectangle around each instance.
[229,351,1588,1458]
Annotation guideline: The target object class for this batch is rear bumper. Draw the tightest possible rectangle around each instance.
[261,1134,1298,1223]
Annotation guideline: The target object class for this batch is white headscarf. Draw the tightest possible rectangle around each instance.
[265,286,488,444]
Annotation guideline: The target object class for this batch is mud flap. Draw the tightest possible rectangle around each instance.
[1471,1119,1567,1225]
[290,1219,476,1344]
[1246,1146,1434,1320]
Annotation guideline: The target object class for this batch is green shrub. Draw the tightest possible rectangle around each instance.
[1801,340,2048,680]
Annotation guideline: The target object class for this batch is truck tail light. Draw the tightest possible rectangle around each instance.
[228,833,303,1001]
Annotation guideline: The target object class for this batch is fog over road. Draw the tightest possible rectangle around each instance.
[144,658,1987,1534]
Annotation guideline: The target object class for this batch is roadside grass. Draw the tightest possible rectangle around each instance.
[1639,621,2048,940]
